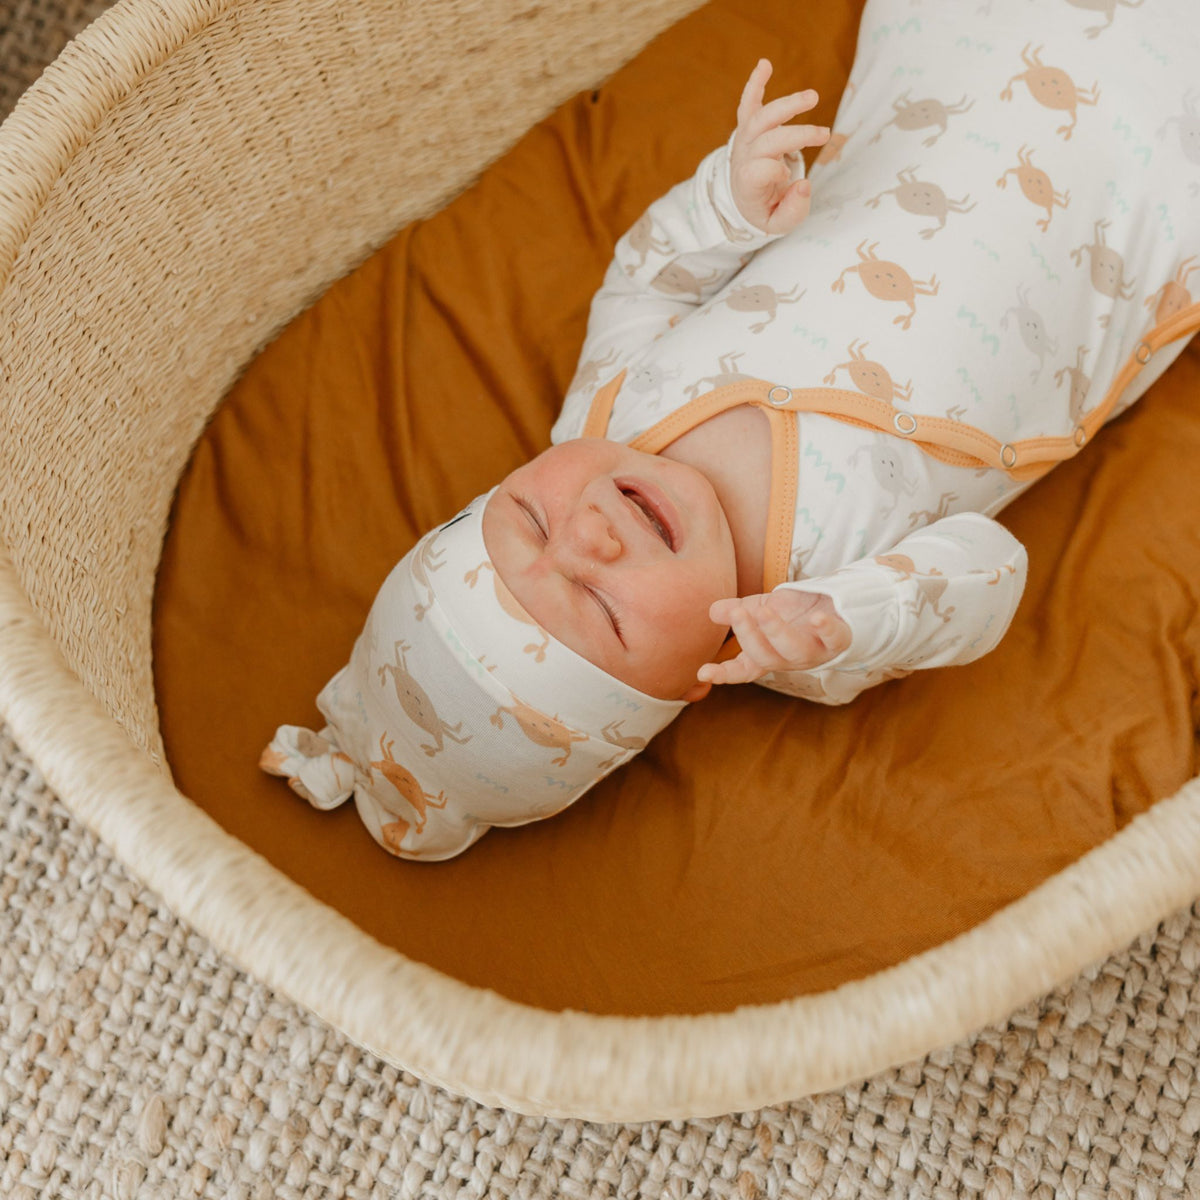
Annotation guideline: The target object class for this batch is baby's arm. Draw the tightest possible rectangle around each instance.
[700,512,1029,705]
[554,61,829,432]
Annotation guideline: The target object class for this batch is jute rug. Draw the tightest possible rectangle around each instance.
[3,5,1200,1196]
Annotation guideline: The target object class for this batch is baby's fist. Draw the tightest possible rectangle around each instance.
[698,589,851,686]
[729,59,831,236]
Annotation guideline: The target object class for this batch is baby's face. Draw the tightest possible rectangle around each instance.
[482,439,738,701]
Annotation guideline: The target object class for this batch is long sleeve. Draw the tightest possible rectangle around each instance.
[760,512,1028,705]
[552,133,802,441]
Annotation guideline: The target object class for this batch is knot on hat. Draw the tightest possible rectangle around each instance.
[260,490,686,861]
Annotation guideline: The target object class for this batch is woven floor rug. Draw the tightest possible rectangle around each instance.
[4,5,1200,1197]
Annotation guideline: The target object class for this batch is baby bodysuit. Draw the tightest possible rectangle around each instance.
[552,0,1200,702]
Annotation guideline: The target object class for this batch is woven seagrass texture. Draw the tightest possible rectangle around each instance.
[4,721,1200,1198]
[5,0,1200,1168]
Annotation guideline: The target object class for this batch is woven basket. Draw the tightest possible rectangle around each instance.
[3,0,1200,1122]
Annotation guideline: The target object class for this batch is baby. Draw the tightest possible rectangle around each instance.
[263,0,1200,858]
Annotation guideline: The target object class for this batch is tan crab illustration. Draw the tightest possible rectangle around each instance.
[1000,43,1100,140]
[849,442,919,517]
[967,563,1020,586]
[1001,282,1059,382]
[1157,91,1200,164]
[369,734,449,833]
[569,347,620,397]
[625,213,674,273]
[685,351,751,399]
[1144,255,1197,326]
[832,240,939,330]
[873,554,954,622]
[1054,344,1092,425]
[651,261,725,301]
[1070,218,1136,328]
[491,700,588,768]
[823,340,913,404]
[712,282,805,333]
[259,728,355,788]
[868,90,975,148]
[1067,0,1146,40]
[596,720,649,772]
[464,560,549,661]
[866,166,976,239]
[623,360,684,410]
[996,145,1070,231]
[905,492,960,531]
[380,819,413,857]
[292,728,342,761]
[601,720,647,753]
[377,640,472,757]
[410,534,446,620]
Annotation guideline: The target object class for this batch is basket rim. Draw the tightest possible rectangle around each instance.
[3,0,1200,1122]
[0,0,236,295]
[6,540,1200,1119]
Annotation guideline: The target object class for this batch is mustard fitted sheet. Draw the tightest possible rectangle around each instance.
[152,0,1200,1016]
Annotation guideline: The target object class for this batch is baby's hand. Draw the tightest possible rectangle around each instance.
[729,58,831,236]
[698,589,851,686]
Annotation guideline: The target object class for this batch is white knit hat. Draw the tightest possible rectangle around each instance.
[260,489,687,860]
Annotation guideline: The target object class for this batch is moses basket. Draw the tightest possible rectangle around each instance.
[3,0,1200,1122]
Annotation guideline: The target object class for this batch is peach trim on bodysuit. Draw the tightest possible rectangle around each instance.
[582,369,626,439]
[582,295,1200,492]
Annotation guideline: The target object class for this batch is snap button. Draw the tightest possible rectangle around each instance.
[767,385,792,406]
[1073,426,1086,448]
[892,411,917,435]
[1135,341,1152,365]
[999,443,1018,468]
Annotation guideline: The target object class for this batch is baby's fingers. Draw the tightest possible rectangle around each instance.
[737,59,820,139]
[744,87,820,143]
[760,179,813,236]
[697,651,766,687]
[736,58,773,129]
[727,602,792,671]
[753,123,831,162]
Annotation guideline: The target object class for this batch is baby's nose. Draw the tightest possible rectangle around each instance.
[568,504,621,563]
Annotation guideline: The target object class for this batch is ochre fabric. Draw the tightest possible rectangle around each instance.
[153,0,1200,1017]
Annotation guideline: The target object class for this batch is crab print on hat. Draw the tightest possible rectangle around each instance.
[377,640,472,757]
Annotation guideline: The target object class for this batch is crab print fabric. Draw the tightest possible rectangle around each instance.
[262,493,685,860]
[552,0,1199,703]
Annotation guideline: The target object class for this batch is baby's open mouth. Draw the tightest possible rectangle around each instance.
[618,482,677,551]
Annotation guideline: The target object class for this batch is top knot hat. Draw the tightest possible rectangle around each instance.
[260,490,688,860]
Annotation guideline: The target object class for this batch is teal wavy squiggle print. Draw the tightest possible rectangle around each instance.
[1139,39,1168,67]
[956,305,1001,355]
[802,443,847,493]
[955,36,994,54]
[1028,241,1061,283]
[1104,179,1132,215]
[792,323,830,350]
[965,131,1001,152]
[1156,203,1176,242]
[1112,116,1153,167]
[955,365,983,405]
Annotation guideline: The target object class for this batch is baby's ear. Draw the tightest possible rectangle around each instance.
[680,681,713,703]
